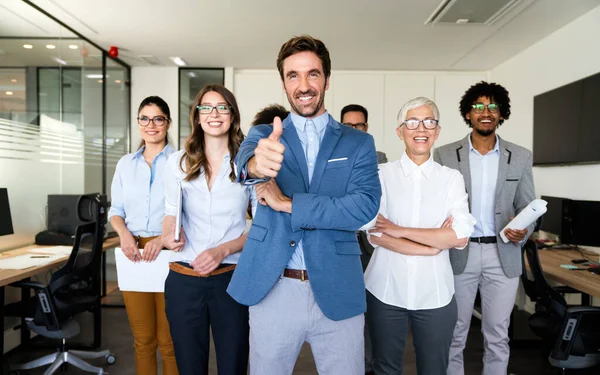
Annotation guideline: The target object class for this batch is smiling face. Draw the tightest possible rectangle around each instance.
[138,104,170,146]
[281,51,329,119]
[467,96,503,137]
[397,105,440,163]
[198,91,232,139]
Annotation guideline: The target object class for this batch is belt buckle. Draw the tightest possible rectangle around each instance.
[300,270,306,281]
[476,237,481,244]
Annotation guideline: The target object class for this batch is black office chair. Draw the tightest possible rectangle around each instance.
[9,194,115,375]
[522,239,600,373]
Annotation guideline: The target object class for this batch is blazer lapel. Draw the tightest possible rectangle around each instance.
[281,118,309,192]
[495,136,510,204]
[309,117,342,193]
[457,135,472,206]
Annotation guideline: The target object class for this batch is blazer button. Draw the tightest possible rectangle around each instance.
[289,241,296,247]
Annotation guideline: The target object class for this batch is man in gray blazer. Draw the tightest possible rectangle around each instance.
[434,81,535,375]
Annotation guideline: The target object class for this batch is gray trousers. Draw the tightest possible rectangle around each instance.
[248,276,364,375]
[367,291,457,375]
[447,243,520,375]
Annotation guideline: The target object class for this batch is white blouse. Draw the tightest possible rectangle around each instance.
[365,152,475,310]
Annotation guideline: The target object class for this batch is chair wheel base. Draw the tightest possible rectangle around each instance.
[105,354,116,365]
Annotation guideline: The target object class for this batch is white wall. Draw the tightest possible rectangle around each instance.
[233,69,487,162]
[490,6,600,201]
[130,67,179,150]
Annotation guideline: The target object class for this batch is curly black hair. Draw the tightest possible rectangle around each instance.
[459,81,511,126]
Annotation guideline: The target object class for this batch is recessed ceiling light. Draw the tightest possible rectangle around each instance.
[114,79,121,84]
[169,56,187,66]
[68,44,78,50]
[10,79,17,83]
[6,91,14,96]
[187,72,197,78]
[97,79,103,83]
[54,57,67,65]
[23,44,33,49]
[46,44,56,49]
[86,74,104,79]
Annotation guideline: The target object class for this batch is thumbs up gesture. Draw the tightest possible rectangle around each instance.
[249,116,286,178]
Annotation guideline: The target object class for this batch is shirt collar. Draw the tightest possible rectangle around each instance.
[290,111,330,133]
[468,133,500,154]
[131,143,174,160]
[400,151,434,179]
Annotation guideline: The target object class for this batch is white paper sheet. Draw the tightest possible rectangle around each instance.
[0,254,63,269]
[114,248,171,292]
[28,246,73,257]
[500,199,547,243]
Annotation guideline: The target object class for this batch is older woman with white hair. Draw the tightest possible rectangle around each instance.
[364,97,476,375]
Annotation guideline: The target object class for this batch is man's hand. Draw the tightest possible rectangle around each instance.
[162,223,185,252]
[142,237,163,262]
[120,231,141,263]
[248,117,285,178]
[371,214,403,238]
[191,247,226,275]
[255,179,292,213]
[504,216,528,243]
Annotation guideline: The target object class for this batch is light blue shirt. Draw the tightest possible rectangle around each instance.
[468,134,500,237]
[163,150,256,264]
[286,111,329,270]
[108,144,175,237]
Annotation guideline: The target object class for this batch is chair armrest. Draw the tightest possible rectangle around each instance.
[551,306,600,361]
[10,280,48,290]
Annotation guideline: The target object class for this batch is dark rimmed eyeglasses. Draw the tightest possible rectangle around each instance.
[401,119,439,130]
[197,104,232,115]
[137,116,169,127]
[343,122,367,131]
[471,103,500,113]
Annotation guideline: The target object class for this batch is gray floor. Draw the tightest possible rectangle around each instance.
[4,305,600,375]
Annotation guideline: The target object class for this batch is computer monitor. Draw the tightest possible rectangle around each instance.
[0,188,14,236]
[47,194,87,235]
[540,195,570,237]
[562,199,600,247]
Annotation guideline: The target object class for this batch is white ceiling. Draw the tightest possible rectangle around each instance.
[4,0,600,71]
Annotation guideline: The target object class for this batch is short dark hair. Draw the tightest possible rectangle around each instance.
[276,35,331,80]
[251,104,289,126]
[340,104,368,123]
[459,81,511,126]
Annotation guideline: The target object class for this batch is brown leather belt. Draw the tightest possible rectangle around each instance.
[283,268,309,281]
[137,235,159,248]
[169,262,236,278]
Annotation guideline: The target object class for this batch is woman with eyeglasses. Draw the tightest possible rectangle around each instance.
[161,84,253,375]
[108,96,178,375]
[363,97,476,375]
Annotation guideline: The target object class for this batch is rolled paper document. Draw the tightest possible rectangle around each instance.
[500,199,547,243]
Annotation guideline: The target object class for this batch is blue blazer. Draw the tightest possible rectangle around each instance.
[227,114,381,321]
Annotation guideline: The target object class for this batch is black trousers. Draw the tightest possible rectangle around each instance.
[367,291,457,375]
[164,265,249,375]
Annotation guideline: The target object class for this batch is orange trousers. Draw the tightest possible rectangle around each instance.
[122,291,179,375]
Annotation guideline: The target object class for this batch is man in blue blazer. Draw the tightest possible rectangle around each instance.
[227,35,381,375]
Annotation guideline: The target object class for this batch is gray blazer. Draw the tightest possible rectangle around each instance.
[376,151,388,164]
[434,134,536,278]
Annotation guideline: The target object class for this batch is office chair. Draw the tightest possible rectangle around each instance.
[9,194,115,375]
[522,239,600,373]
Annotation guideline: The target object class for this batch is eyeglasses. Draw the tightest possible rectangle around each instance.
[401,119,439,130]
[137,116,169,127]
[471,103,500,113]
[197,104,232,115]
[343,122,367,131]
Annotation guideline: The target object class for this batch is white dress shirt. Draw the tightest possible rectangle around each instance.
[365,152,475,310]
[163,150,256,264]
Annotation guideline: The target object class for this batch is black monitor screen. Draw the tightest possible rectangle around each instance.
[541,196,568,237]
[0,188,14,236]
[562,199,600,247]
[47,195,86,236]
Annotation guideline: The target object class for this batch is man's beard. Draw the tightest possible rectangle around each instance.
[474,127,495,137]
[286,87,325,118]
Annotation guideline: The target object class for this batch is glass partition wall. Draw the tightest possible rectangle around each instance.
[0,5,130,250]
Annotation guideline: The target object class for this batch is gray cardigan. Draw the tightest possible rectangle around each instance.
[434,134,536,278]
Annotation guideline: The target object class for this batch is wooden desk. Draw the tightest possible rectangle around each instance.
[0,237,119,363]
[535,248,600,299]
